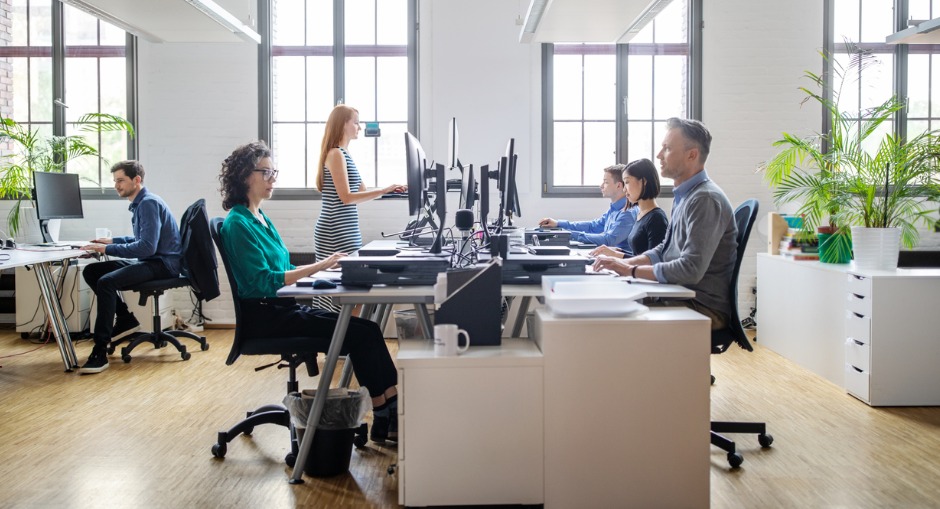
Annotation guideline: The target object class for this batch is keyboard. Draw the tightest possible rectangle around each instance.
[381,192,408,199]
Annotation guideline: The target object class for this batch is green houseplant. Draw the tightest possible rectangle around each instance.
[762,46,940,266]
[0,113,135,237]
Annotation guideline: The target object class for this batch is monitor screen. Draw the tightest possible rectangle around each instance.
[501,138,521,219]
[34,171,84,220]
[405,132,428,216]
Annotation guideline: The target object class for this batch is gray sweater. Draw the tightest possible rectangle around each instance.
[645,171,737,319]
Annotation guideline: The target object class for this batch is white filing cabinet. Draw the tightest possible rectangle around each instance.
[396,338,544,507]
[843,269,940,406]
[15,261,92,334]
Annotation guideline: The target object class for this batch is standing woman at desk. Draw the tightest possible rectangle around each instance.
[314,104,405,311]
[590,158,668,259]
[219,140,399,443]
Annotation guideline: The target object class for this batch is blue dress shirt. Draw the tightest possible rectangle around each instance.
[557,196,637,254]
[105,187,183,275]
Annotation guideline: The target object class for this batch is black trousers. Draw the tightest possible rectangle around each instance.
[241,299,397,398]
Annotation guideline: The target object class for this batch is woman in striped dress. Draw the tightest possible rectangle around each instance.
[314,105,405,311]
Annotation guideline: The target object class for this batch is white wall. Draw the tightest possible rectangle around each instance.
[4,1,826,324]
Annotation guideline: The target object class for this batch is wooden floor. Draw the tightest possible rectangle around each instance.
[2,326,940,508]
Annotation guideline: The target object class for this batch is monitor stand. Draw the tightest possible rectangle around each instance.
[39,219,57,244]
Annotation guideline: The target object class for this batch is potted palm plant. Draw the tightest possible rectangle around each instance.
[0,113,134,238]
[762,45,940,268]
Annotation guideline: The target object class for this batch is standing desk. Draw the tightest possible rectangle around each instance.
[4,247,86,371]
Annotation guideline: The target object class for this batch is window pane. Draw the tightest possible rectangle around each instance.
[376,122,407,187]
[626,121,653,163]
[99,19,126,45]
[273,123,307,188]
[306,56,334,122]
[273,56,306,122]
[345,0,376,46]
[908,120,929,138]
[860,0,893,43]
[653,56,687,119]
[274,0,306,45]
[100,129,127,174]
[833,0,860,42]
[345,56,376,120]
[583,54,615,121]
[553,122,583,186]
[64,5,99,46]
[29,1,51,46]
[553,54,583,121]
[583,121,616,177]
[348,138,375,187]
[376,57,407,120]
[652,121,671,185]
[11,57,29,120]
[307,122,326,185]
[933,54,940,117]
[910,0,931,21]
[834,54,859,114]
[628,55,653,119]
[64,125,98,186]
[65,58,99,118]
[653,0,687,44]
[860,54,892,111]
[306,0,333,46]
[30,56,52,122]
[11,0,28,46]
[376,0,407,45]
[909,54,930,119]
[100,58,126,117]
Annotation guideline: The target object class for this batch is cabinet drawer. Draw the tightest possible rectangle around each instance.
[845,291,872,316]
[844,311,871,344]
[844,364,870,402]
[845,337,871,372]
[846,273,872,298]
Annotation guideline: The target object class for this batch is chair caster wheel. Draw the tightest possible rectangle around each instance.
[758,433,774,448]
[353,423,368,448]
[181,351,191,361]
[285,453,296,467]
[107,346,116,355]
[212,443,227,458]
[728,452,743,468]
[122,354,132,363]
[201,342,210,351]
[387,464,397,475]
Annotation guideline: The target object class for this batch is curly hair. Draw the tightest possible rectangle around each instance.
[219,140,272,211]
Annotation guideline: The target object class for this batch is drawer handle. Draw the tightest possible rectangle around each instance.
[852,339,864,346]
[851,312,864,319]
[851,366,863,373]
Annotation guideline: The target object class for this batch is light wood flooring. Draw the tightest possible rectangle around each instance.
[1,326,940,508]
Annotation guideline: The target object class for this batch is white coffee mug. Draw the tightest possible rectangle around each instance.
[433,323,470,357]
[95,228,112,240]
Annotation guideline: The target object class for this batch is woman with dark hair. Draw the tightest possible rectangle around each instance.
[314,104,405,311]
[590,158,668,259]
[219,140,399,444]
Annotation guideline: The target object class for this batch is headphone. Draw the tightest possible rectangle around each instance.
[0,229,14,250]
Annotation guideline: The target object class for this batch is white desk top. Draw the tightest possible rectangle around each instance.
[397,337,544,368]
[757,252,940,278]
[2,247,86,269]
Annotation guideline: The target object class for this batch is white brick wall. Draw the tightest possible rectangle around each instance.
[0,1,834,325]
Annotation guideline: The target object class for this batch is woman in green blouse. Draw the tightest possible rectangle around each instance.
[218,141,398,444]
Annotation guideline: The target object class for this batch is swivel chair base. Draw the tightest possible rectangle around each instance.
[108,329,208,363]
[710,421,774,468]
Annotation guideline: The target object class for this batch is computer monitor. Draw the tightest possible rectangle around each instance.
[504,138,521,219]
[447,117,459,170]
[33,171,83,243]
[458,163,476,210]
[405,132,428,216]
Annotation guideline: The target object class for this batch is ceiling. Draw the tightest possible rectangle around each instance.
[61,0,258,43]
[520,0,670,44]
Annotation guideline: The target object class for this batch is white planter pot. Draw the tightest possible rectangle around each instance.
[851,226,901,270]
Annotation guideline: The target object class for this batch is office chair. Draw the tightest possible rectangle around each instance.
[108,199,218,363]
[208,217,366,467]
[710,198,774,468]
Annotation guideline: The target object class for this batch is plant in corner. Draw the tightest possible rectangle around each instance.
[0,113,135,237]
[762,44,940,267]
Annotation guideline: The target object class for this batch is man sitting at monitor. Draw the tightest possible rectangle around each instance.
[538,164,636,254]
[78,160,183,374]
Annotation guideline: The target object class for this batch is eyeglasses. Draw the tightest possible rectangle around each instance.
[253,168,279,182]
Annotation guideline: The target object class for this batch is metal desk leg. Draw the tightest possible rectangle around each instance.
[289,303,354,484]
[33,263,79,371]
[415,303,433,339]
[511,296,532,338]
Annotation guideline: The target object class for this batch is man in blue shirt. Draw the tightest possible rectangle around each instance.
[538,164,637,254]
[78,160,183,374]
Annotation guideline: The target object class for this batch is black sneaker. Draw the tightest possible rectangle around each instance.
[112,314,140,340]
[371,414,390,444]
[79,348,109,374]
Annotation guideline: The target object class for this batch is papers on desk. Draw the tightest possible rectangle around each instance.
[543,276,648,318]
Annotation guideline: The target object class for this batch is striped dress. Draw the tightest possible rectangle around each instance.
[314,147,363,311]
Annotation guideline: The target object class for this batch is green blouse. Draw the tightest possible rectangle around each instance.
[220,205,295,299]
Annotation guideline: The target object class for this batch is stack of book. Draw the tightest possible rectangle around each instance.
[779,229,819,260]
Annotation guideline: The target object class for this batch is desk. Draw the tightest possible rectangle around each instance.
[4,247,85,371]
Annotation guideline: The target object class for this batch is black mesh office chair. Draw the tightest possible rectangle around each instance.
[208,217,366,466]
[108,199,218,363]
[710,199,774,468]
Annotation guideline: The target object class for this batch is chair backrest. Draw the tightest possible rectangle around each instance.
[209,216,245,366]
[180,199,220,302]
[713,198,759,353]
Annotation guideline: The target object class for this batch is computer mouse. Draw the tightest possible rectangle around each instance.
[312,279,337,289]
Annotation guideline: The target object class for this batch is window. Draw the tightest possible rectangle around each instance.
[906,0,940,136]
[265,0,415,192]
[0,0,135,190]
[542,0,700,195]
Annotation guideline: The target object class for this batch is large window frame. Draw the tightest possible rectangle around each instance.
[259,0,417,199]
[541,0,702,197]
[0,0,137,197]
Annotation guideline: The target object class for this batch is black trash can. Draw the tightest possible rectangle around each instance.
[284,388,368,477]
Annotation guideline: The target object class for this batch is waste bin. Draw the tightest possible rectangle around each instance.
[283,387,369,477]
[394,308,433,339]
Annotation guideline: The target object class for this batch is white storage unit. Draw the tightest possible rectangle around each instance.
[15,262,91,335]
[843,269,940,406]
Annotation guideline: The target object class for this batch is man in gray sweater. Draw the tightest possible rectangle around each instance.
[594,118,737,329]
